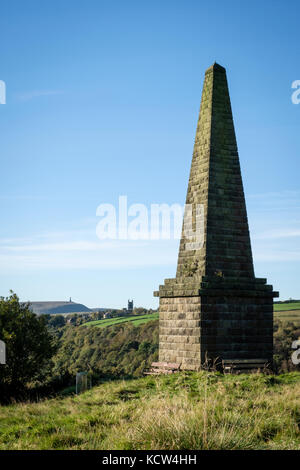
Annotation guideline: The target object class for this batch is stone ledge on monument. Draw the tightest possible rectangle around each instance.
[154,275,279,298]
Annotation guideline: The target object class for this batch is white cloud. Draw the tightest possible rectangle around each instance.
[0,231,178,272]
[248,190,300,200]
[3,240,124,252]
[253,229,300,240]
[15,90,64,102]
[254,250,300,262]
[247,190,300,263]
[2,189,299,272]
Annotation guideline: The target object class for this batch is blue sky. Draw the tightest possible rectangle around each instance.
[0,0,299,308]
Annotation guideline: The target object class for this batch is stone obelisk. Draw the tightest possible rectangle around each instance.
[154,63,278,372]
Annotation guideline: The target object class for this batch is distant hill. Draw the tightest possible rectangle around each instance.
[29,301,91,315]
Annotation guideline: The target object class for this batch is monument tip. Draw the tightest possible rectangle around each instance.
[205,62,226,74]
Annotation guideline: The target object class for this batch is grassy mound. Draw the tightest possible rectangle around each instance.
[0,372,299,450]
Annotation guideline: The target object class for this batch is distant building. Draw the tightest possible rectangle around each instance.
[128,299,133,313]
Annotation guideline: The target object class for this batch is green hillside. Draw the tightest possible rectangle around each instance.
[82,312,159,328]
[274,302,300,325]
[80,304,300,329]
[0,372,299,450]
[51,320,159,381]
[81,303,300,330]
[274,302,300,312]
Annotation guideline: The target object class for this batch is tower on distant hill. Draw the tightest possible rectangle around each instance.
[154,63,278,373]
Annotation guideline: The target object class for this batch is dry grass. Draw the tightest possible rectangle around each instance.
[0,372,299,450]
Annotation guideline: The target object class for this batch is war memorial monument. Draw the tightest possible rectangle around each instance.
[154,63,278,373]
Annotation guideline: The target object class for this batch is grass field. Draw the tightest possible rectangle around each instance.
[274,310,300,324]
[0,371,299,450]
[82,303,300,330]
[82,312,159,328]
[274,302,300,312]
[274,302,300,324]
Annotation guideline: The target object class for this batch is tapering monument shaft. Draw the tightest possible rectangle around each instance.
[154,63,278,372]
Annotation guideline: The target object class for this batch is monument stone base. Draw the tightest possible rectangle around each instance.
[155,276,277,372]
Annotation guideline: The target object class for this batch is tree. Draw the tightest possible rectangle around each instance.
[48,314,65,328]
[0,292,57,401]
